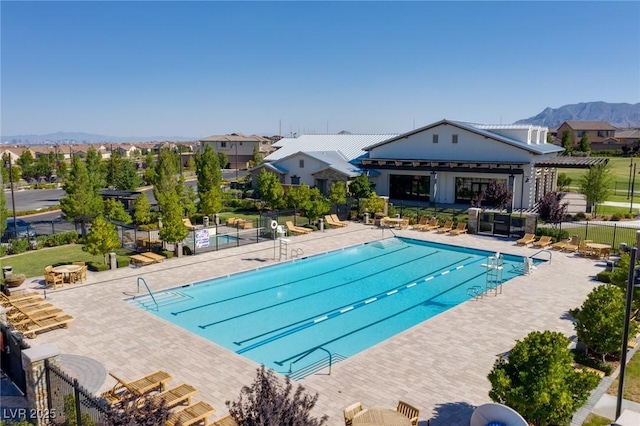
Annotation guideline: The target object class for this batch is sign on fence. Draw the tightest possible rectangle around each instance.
[195,229,209,248]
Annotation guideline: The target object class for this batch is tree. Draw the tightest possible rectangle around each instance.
[348,174,374,212]
[250,145,264,168]
[561,130,573,154]
[60,156,104,236]
[578,133,591,153]
[177,175,197,218]
[153,148,180,210]
[85,145,106,192]
[218,152,228,170]
[158,192,189,245]
[285,184,311,212]
[483,179,512,210]
[488,330,600,426]
[578,162,614,215]
[195,145,223,216]
[0,185,6,236]
[83,215,121,264]
[143,151,156,185]
[300,187,330,223]
[608,252,640,313]
[16,150,35,181]
[328,181,347,206]
[104,198,132,224]
[257,169,284,210]
[536,191,568,224]
[573,284,635,360]
[226,365,328,426]
[361,192,385,214]
[556,173,572,192]
[109,155,141,190]
[133,193,152,225]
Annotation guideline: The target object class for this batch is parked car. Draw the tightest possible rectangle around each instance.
[3,218,36,241]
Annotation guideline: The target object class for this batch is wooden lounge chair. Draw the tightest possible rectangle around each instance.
[532,235,553,248]
[436,221,453,233]
[183,218,197,231]
[166,401,215,426]
[516,233,536,246]
[396,400,419,426]
[9,308,64,328]
[331,214,348,226]
[324,215,347,227]
[130,254,155,267]
[141,252,166,263]
[148,383,197,409]
[102,370,172,405]
[212,413,238,426]
[343,402,363,426]
[449,222,468,235]
[0,292,42,305]
[286,221,312,235]
[551,237,571,250]
[421,218,440,231]
[19,314,74,339]
[562,236,581,253]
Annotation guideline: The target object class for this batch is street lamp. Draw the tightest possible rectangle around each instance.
[616,229,640,419]
[235,143,239,183]
[630,162,637,214]
[5,153,18,238]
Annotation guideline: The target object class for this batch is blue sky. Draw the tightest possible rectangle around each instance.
[1,1,638,138]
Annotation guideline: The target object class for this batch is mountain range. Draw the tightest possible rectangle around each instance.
[514,101,640,129]
[3,102,639,144]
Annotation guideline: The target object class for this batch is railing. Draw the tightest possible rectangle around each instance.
[291,248,304,258]
[276,346,336,379]
[136,277,158,311]
[529,249,552,264]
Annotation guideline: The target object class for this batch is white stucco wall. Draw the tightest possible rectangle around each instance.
[275,153,329,186]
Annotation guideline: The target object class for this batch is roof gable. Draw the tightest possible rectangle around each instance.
[561,121,617,131]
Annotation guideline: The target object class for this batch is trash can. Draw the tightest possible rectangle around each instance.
[203,216,210,228]
[2,266,13,279]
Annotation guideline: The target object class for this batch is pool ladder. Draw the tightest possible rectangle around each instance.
[136,277,158,311]
[291,248,304,258]
[280,346,347,380]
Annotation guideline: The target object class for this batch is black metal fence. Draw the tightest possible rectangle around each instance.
[44,359,109,425]
[540,220,640,251]
[0,322,28,394]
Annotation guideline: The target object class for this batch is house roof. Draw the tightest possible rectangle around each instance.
[560,121,617,131]
[304,151,362,177]
[363,119,563,155]
[616,129,640,139]
[267,134,399,162]
[200,132,270,143]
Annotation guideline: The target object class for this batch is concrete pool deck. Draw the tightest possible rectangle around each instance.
[22,223,608,424]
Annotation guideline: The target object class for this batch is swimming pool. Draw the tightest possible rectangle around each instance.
[131,237,531,377]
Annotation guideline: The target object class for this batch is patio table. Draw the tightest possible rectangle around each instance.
[352,408,411,426]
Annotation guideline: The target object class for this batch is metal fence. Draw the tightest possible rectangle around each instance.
[540,220,640,251]
[0,322,28,394]
[44,359,109,425]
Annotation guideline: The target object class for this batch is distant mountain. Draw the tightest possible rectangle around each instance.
[0,131,199,144]
[515,102,640,129]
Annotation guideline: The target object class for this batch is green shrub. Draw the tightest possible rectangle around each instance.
[138,223,159,231]
[46,231,79,247]
[610,213,622,221]
[571,349,613,376]
[33,235,47,250]
[162,250,174,259]
[575,212,587,220]
[87,261,109,272]
[0,245,7,257]
[9,239,29,254]
[625,213,634,219]
[536,227,569,242]
[116,257,130,268]
[596,271,612,283]
[183,246,192,256]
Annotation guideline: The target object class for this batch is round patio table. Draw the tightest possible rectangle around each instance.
[352,408,411,426]
[51,264,82,283]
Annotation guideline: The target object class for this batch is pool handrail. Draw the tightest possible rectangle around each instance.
[530,249,552,264]
[136,277,159,311]
[285,346,332,376]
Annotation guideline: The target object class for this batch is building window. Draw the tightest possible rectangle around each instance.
[452,134,458,143]
[299,159,304,168]
[291,175,300,185]
[433,134,439,143]
[221,142,227,148]
[577,131,585,137]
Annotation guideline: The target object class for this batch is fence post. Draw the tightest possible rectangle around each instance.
[585,222,589,241]
[73,379,82,426]
[22,344,61,425]
[612,224,617,249]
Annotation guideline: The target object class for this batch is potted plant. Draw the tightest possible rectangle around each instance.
[4,273,26,288]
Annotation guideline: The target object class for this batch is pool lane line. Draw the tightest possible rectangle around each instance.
[232,256,472,347]
[170,243,412,316]
[273,265,489,366]
[198,250,442,329]
[235,256,480,354]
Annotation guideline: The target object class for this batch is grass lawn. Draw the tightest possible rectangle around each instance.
[1,244,135,279]
[559,157,639,199]
[606,349,640,403]
[582,413,612,426]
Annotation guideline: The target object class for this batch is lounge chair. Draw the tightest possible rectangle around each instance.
[0,292,42,305]
[551,237,571,250]
[166,401,215,426]
[9,308,64,328]
[532,235,553,248]
[130,254,156,267]
[141,252,166,263]
[148,383,197,409]
[421,218,440,231]
[516,233,536,246]
[212,413,238,426]
[436,221,453,233]
[331,214,349,226]
[286,221,312,235]
[101,370,172,405]
[18,314,74,339]
[396,400,419,426]
[325,215,347,227]
[343,402,363,426]
[449,222,468,235]
[182,218,197,231]
[562,236,581,253]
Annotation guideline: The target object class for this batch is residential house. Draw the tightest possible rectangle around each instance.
[199,133,274,170]
[555,120,617,150]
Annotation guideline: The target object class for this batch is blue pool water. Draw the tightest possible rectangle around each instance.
[132,237,530,376]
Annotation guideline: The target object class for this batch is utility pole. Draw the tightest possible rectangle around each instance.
[7,152,17,238]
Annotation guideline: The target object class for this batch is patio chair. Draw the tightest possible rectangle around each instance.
[325,215,347,227]
[182,218,197,231]
[212,413,238,426]
[516,233,536,246]
[396,400,419,426]
[286,221,312,235]
[331,214,349,226]
[148,383,197,409]
[532,235,553,248]
[101,370,172,405]
[45,270,64,289]
[436,221,453,233]
[561,236,581,253]
[343,402,363,426]
[449,222,468,235]
[166,401,215,426]
[420,218,440,231]
[18,314,74,339]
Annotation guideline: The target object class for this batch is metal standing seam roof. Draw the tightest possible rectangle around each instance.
[267,134,399,162]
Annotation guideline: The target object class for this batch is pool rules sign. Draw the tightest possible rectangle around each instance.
[195,229,209,248]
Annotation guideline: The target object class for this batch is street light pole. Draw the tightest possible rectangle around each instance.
[7,152,18,238]
[616,230,640,419]
[628,157,633,199]
[630,163,637,214]
[235,143,239,183]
